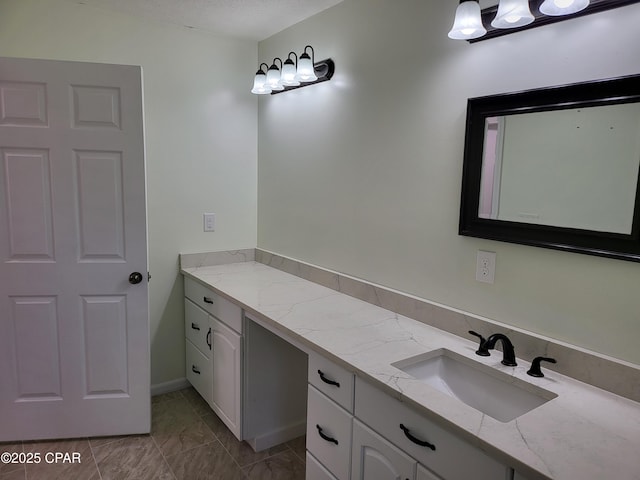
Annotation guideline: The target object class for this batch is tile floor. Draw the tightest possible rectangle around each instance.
[0,388,306,480]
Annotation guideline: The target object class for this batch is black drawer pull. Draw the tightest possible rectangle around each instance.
[207,328,212,350]
[191,323,200,331]
[203,297,214,304]
[191,365,201,375]
[318,370,340,388]
[316,425,338,445]
[399,424,435,451]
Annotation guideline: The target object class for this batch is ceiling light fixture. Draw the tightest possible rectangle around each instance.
[449,0,637,42]
[251,46,334,95]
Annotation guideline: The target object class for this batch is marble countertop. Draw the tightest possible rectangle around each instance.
[182,261,640,480]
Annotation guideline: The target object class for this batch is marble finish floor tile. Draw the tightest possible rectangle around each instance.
[92,435,174,480]
[0,443,23,476]
[3,388,307,480]
[151,394,216,457]
[166,441,245,480]
[242,450,305,480]
[181,387,212,417]
[23,439,100,480]
[0,467,25,480]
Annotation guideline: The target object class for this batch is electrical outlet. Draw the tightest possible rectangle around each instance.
[476,250,496,284]
[203,213,216,232]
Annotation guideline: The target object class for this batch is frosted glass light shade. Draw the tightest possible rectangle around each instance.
[281,58,300,86]
[540,0,590,16]
[251,71,271,95]
[297,53,317,82]
[266,64,284,91]
[448,0,487,40]
[491,0,535,28]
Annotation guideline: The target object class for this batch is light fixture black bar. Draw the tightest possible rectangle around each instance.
[469,0,640,43]
[271,58,335,95]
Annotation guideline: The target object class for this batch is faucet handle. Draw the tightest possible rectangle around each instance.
[468,331,490,357]
[527,356,557,377]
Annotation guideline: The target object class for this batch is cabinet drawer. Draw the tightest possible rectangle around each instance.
[309,352,354,413]
[184,298,211,358]
[306,452,339,480]
[355,378,508,480]
[307,385,353,480]
[186,339,212,406]
[184,277,242,333]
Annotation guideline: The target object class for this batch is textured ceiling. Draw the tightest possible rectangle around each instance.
[75,0,344,41]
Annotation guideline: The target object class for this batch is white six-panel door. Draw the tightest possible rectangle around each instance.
[0,57,149,441]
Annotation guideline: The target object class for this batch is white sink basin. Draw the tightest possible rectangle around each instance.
[392,349,557,423]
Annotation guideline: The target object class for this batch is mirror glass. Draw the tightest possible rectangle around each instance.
[459,74,640,262]
[478,103,640,234]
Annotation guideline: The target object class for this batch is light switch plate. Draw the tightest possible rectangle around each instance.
[476,250,496,284]
[203,213,216,232]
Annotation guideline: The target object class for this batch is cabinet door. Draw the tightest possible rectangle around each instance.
[416,464,442,480]
[211,316,242,439]
[352,419,416,480]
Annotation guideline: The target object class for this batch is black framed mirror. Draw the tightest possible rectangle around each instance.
[459,74,640,262]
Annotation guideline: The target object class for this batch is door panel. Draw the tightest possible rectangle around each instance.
[82,295,128,397]
[3,148,54,260]
[0,57,149,441]
[11,296,61,399]
[74,150,125,260]
[0,81,48,126]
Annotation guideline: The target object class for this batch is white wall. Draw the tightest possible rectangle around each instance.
[257,0,640,364]
[0,0,258,385]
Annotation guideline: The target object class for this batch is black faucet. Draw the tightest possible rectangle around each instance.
[484,333,517,366]
[468,331,517,366]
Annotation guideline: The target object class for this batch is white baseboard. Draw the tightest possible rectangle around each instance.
[246,419,307,452]
[151,377,190,397]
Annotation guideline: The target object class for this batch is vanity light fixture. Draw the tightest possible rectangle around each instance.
[251,45,334,95]
[449,0,639,42]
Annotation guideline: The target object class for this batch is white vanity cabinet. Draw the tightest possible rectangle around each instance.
[184,277,243,439]
[306,352,355,480]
